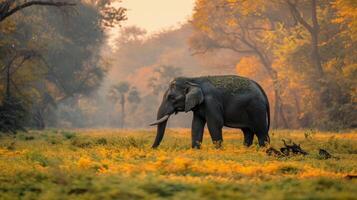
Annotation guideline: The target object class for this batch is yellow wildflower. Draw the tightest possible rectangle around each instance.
[77,157,92,169]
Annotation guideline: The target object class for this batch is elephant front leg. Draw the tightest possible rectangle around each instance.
[204,97,224,149]
[206,117,224,149]
[191,113,206,149]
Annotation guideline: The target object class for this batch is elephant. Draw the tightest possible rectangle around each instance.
[150,75,270,149]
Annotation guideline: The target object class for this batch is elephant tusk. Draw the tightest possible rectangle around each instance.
[149,115,170,126]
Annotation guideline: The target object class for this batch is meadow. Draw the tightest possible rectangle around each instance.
[0,129,356,200]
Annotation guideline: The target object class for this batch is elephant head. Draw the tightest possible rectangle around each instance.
[150,78,204,148]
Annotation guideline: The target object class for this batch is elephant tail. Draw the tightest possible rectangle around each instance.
[266,94,270,132]
[252,80,270,132]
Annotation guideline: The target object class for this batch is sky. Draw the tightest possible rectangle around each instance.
[119,0,195,34]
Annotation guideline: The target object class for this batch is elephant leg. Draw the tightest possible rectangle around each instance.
[191,112,206,149]
[206,116,223,149]
[207,122,223,148]
[242,128,254,147]
[256,129,269,147]
[247,100,269,147]
[254,117,269,147]
[204,97,224,148]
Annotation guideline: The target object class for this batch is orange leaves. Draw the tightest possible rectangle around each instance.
[226,18,238,28]
[236,56,262,78]
[331,0,357,40]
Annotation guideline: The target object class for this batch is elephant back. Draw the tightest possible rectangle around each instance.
[203,75,252,95]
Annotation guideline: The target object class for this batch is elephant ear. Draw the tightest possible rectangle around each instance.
[185,82,204,112]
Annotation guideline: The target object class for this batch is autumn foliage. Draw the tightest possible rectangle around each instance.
[0,0,355,131]
[190,0,357,129]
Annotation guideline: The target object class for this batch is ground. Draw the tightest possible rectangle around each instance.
[0,129,356,200]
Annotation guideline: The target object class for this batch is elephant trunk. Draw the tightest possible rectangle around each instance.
[151,102,171,148]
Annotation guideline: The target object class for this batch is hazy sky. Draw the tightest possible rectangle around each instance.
[120,0,195,34]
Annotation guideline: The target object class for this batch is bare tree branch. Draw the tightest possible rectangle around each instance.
[0,0,76,22]
[286,0,313,33]
[190,48,209,56]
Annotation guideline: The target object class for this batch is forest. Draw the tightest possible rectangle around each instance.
[0,0,356,131]
[0,0,356,199]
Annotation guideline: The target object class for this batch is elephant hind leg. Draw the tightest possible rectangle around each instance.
[256,132,269,147]
[253,119,269,147]
[247,102,269,147]
[242,128,254,147]
[254,124,269,147]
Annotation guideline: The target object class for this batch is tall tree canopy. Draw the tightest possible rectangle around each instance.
[191,0,356,129]
[0,0,126,131]
[0,0,75,22]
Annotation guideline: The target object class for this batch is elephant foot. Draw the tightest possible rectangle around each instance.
[192,141,201,149]
[243,141,253,147]
[243,137,254,147]
[213,140,223,149]
[258,136,270,147]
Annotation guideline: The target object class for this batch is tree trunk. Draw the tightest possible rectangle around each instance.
[255,51,288,129]
[120,94,125,128]
[287,0,327,121]
[310,0,324,79]
[292,91,302,126]
[6,61,10,97]
[272,85,289,128]
[310,0,329,122]
[34,109,45,130]
[311,32,324,78]
[5,55,16,98]
[279,100,289,128]
[273,88,280,128]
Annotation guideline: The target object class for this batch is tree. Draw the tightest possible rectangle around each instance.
[116,26,147,45]
[108,82,130,128]
[0,95,27,133]
[285,0,324,78]
[190,0,289,128]
[86,0,127,29]
[127,87,141,111]
[265,0,357,129]
[0,0,127,130]
[0,0,76,22]
[0,46,44,132]
[284,0,332,122]
[148,65,183,96]
[108,83,142,128]
[332,0,357,41]
[27,3,108,128]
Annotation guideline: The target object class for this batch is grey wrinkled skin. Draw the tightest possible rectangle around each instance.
[151,75,270,149]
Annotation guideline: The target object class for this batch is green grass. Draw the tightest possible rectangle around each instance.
[0,129,356,200]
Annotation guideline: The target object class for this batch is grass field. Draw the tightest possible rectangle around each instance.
[0,129,356,200]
